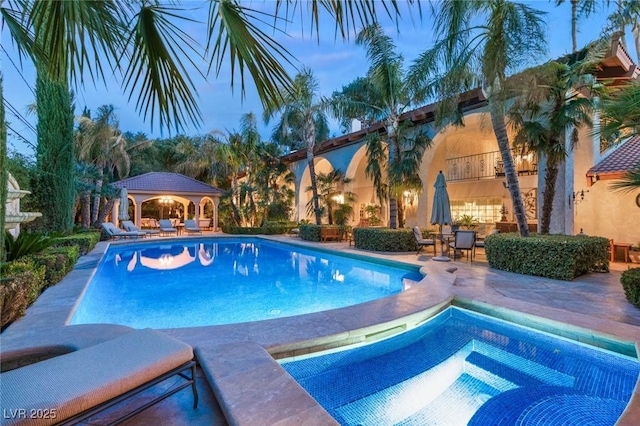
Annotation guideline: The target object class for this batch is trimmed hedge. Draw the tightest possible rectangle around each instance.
[485,233,609,280]
[53,231,100,255]
[621,268,640,308]
[28,245,80,288]
[353,228,418,252]
[0,259,46,330]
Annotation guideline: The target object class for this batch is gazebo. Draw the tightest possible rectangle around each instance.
[110,172,223,230]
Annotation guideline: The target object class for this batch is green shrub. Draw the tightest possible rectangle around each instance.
[485,233,609,280]
[353,228,418,252]
[299,224,322,242]
[52,232,100,255]
[0,259,46,329]
[221,225,263,235]
[4,231,55,261]
[262,221,297,235]
[621,268,640,308]
[28,245,80,288]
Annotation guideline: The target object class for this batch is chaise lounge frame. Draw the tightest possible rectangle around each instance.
[0,329,198,426]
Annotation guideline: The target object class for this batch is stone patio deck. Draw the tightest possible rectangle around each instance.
[1,234,639,425]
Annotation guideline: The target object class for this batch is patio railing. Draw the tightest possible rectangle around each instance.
[445,150,537,182]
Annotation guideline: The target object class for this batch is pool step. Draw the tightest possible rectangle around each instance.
[467,341,575,387]
[333,340,576,425]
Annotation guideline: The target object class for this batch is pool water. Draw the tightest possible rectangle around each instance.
[282,307,640,426]
[70,239,421,328]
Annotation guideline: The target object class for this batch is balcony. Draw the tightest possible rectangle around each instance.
[446,150,537,182]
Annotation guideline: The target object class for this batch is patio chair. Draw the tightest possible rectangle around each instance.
[413,226,436,255]
[101,222,146,240]
[184,220,202,234]
[158,219,178,236]
[0,328,198,426]
[453,230,476,261]
[474,228,499,256]
[122,220,160,237]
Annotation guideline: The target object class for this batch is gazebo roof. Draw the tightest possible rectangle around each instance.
[111,172,223,196]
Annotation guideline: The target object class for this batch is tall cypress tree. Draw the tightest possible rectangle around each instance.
[0,76,7,261]
[34,73,75,232]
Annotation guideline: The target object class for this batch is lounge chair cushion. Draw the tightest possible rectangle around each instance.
[0,329,193,426]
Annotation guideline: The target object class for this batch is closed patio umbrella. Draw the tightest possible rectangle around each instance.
[429,171,452,262]
[118,187,130,221]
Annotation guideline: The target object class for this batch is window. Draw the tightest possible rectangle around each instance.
[450,198,502,224]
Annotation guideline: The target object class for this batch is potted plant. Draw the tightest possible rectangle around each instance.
[457,214,479,230]
[499,204,509,221]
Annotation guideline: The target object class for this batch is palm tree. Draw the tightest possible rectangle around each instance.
[410,0,547,237]
[75,105,136,226]
[605,0,640,63]
[554,0,599,53]
[252,142,296,224]
[1,0,405,234]
[265,69,329,225]
[306,170,355,225]
[509,58,600,234]
[331,24,432,229]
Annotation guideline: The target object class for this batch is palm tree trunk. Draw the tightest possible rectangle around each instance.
[540,156,559,234]
[489,105,529,237]
[387,118,399,229]
[571,0,578,53]
[81,190,91,228]
[0,77,6,262]
[397,199,405,229]
[91,169,104,224]
[304,115,322,225]
[91,198,115,228]
[633,18,640,64]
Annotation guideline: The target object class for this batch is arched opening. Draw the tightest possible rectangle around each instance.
[345,145,382,226]
[298,157,333,222]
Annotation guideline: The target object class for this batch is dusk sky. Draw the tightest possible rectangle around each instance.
[1,1,626,157]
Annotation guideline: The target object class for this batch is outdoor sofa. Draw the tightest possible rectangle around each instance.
[0,328,197,426]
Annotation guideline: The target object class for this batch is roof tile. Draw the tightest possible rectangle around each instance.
[111,172,223,195]
[587,136,640,176]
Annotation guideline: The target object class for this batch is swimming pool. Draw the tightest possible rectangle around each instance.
[282,307,640,425]
[70,238,422,328]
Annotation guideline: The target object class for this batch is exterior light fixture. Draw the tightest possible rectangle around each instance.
[569,190,589,208]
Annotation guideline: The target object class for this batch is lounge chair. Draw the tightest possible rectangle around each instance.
[122,220,160,237]
[453,230,476,261]
[184,220,202,234]
[0,328,197,426]
[101,222,146,240]
[413,226,436,255]
[158,219,178,236]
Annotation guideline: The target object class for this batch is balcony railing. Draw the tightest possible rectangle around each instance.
[445,150,537,182]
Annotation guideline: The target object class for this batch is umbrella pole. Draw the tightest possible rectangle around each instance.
[433,223,451,262]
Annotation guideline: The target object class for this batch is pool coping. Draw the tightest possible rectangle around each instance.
[1,235,639,425]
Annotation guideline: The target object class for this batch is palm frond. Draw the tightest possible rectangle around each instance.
[609,165,640,192]
[123,4,203,133]
[207,0,294,112]
[27,0,124,85]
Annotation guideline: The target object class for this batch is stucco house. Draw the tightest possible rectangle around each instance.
[282,40,640,248]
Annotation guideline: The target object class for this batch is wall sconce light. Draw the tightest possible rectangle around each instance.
[332,194,344,205]
[569,189,589,208]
